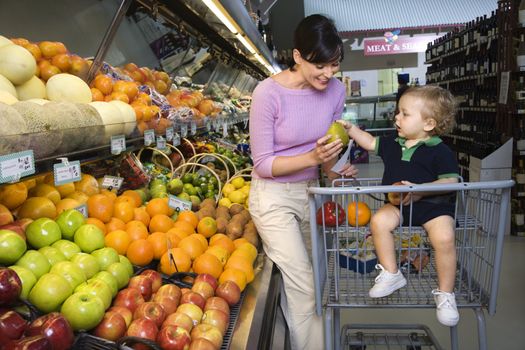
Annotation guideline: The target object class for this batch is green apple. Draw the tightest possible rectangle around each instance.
[74,224,104,253]
[61,292,105,331]
[167,178,184,195]
[90,271,118,297]
[8,265,36,300]
[28,272,73,313]
[106,262,130,289]
[50,261,87,290]
[118,255,134,277]
[0,229,27,265]
[70,253,100,279]
[38,246,67,266]
[25,218,62,249]
[91,247,119,271]
[51,239,81,259]
[15,250,51,279]
[75,279,112,309]
[56,209,86,240]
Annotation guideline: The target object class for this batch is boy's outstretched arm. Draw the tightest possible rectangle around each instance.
[337,120,376,152]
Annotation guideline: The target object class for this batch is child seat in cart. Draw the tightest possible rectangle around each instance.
[307,178,514,350]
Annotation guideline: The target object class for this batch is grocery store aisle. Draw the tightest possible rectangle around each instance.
[336,156,525,350]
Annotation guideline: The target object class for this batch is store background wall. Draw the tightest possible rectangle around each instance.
[269,0,304,55]
[0,0,159,68]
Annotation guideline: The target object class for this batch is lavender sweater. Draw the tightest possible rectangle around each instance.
[249,77,346,182]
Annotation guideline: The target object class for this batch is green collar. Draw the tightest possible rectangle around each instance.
[396,136,442,161]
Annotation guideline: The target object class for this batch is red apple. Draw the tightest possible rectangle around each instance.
[180,287,191,295]
[204,297,230,318]
[152,294,179,315]
[161,312,193,333]
[190,324,223,349]
[9,334,51,350]
[113,287,145,313]
[126,318,158,349]
[189,338,216,350]
[140,270,162,293]
[128,275,153,301]
[194,274,217,291]
[92,311,127,342]
[133,302,166,327]
[25,312,74,350]
[0,220,29,241]
[180,291,205,310]
[108,306,133,327]
[215,281,241,306]
[191,281,214,300]
[156,325,191,350]
[201,309,229,335]
[0,268,22,306]
[176,304,203,327]
[156,284,182,302]
[0,310,27,340]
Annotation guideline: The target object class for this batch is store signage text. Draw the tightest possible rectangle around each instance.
[363,36,437,56]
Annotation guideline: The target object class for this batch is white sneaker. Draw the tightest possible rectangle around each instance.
[432,289,459,327]
[369,264,407,298]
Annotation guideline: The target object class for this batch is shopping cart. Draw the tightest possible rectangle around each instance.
[308,178,514,350]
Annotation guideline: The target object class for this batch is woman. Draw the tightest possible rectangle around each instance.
[248,14,357,350]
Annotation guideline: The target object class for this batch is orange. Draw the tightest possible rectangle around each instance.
[233,238,249,249]
[51,53,71,72]
[192,253,223,279]
[106,217,126,233]
[75,174,99,196]
[93,74,114,95]
[197,217,217,238]
[91,87,104,101]
[113,201,134,223]
[42,176,75,198]
[86,217,107,235]
[133,207,150,226]
[347,202,371,227]
[231,249,255,265]
[210,237,235,255]
[87,194,114,223]
[66,191,89,204]
[55,198,80,215]
[177,210,198,229]
[105,229,131,255]
[100,188,117,201]
[131,103,147,122]
[189,233,208,250]
[29,184,61,204]
[163,198,174,216]
[235,242,258,263]
[105,91,129,104]
[0,203,13,225]
[149,214,174,233]
[172,220,195,236]
[125,220,149,241]
[160,248,191,274]
[17,197,56,220]
[147,231,168,259]
[114,195,136,207]
[40,65,60,81]
[146,198,170,217]
[0,183,28,209]
[165,231,182,249]
[113,80,139,101]
[166,227,190,241]
[178,235,205,260]
[22,178,36,191]
[23,43,42,61]
[205,245,229,266]
[209,233,228,246]
[126,239,154,266]
[121,190,142,207]
[219,268,247,291]
[225,255,254,283]
[135,92,152,105]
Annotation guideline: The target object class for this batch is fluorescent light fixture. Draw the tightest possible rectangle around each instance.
[202,0,238,33]
[236,33,257,54]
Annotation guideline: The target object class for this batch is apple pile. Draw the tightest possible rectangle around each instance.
[94,271,240,350]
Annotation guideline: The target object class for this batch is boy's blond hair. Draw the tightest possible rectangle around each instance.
[402,85,457,135]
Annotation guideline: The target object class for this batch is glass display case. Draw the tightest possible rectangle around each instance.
[344,94,397,129]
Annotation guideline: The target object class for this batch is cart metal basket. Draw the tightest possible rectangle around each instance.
[308,178,514,350]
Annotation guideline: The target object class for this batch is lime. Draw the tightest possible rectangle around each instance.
[177,192,191,201]
[181,173,193,184]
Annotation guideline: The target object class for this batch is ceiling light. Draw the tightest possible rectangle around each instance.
[202,0,238,33]
[236,33,257,54]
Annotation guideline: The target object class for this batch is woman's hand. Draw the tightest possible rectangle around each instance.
[312,135,343,165]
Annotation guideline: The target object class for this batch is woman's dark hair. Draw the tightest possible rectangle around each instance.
[291,14,343,71]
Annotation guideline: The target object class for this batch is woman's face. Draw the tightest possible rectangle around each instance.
[293,49,340,90]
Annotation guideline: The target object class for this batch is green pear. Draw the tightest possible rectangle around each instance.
[325,122,349,146]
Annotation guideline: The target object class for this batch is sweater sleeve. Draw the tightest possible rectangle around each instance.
[249,83,278,178]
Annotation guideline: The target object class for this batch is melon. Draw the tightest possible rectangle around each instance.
[0,74,17,98]
[0,44,36,85]
[43,102,84,153]
[0,90,18,105]
[109,100,136,136]
[0,102,30,155]
[11,101,60,158]
[46,73,91,103]
[16,76,46,100]
[25,98,50,105]
[88,101,124,141]
[74,103,104,147]
[0,36,13,48]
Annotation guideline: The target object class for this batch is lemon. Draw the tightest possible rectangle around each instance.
[228,190,246,204]
[240,185,250,196]
[218,197,232,208]
[222,183,236,196]
[231,177,245,189]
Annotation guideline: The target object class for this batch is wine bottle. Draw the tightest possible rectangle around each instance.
[519,0,525,27]
[516,159,525,197]
[518,34,525,71]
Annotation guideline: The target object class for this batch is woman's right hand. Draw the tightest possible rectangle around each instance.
[312,135,343,164]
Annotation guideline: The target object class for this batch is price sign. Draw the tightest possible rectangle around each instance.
[53,160,81,186]
[75,204,88,218]
[165,127,174,142]
[0,150,35,184]
[173,133,181,146]
[214,119,221,132]
[180,124,188,138]
[206,121,211,131]
[222,122,228,138]
[156,136,167,150]
[201,155,216,163]
[190,121,197,135]
[168,195,192,212]
[144,129,155,146]
[111,135,126,155]
[101,175,124,190]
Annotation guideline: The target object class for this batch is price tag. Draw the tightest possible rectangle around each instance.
[144,129,155,146]
[190,121,197,135]
[180,124,188,138]
[101,175,123,190]
[168,195,192,212]
[173,133,181,146]
[214,119,221,132]
[75,204,88,218]
[201,155,216,163]
[206,121,211,131]
[165,127,174,142]
[243,118,249,129]
[53,160,81,186]
[487,37,492,50]
[0,150,35,184]
[222,122,228,138]
[111,135,126,155]
[156,136,167,150]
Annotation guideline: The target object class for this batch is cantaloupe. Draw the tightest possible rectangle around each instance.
[25,98,50,105]
[109,100,136,136]
[88,101,124,141]
[16,76,46,100]
[43,102,84,153]
[0,44,36,85]
[74,103,104,147]
[0,102,29,155]
[0,74,17,98]
[0,90,18,105]
[46,73,91,103]
[0,36,13,48]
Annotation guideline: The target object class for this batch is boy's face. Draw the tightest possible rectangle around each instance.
[394,94,436,140]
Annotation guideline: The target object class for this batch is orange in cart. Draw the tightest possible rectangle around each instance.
[93,74,114,95]
[347,202,371,227]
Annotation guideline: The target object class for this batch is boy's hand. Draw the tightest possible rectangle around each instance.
[399,180,423,205]
[326,163,359,182]
[336,120,353,131]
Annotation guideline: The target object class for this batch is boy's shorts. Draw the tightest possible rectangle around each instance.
[396,195,456,227]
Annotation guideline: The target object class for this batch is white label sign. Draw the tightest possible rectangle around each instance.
[0,150,35,183]
[173,133,181,147]
[101,175,124,190]
[156,136,166,150]
[168,195,192,212]
[222,122,228,138]
[111,135,126,155]
[53,161,81,186]
[75,204,88,218]
[166,127,174,142]
[190,121,197,135]
[144,129,155,146]
[206,121,211,131]
[180,124,188,138]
